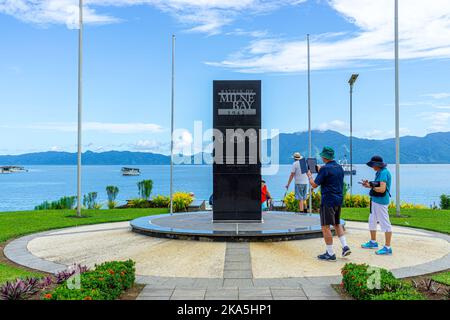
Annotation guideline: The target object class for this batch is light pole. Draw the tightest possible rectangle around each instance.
[307,34,312,213]
[170,34,175,215]
[348,74,359,198]
[395,0,401,217]
[76,0,83,217]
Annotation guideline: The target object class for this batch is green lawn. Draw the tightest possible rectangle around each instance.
[432,271,450,286]
[0,208,168,243]
[0,208,167,284]
[0,264,43,284]
[341,208,450,234]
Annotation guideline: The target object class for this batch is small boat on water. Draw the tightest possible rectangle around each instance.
[121,167,140,176]
[339,157,356,176]
[0,166,28,174]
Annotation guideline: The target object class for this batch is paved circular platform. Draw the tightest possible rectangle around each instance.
[4,221,449,300]
[130,211,344,241]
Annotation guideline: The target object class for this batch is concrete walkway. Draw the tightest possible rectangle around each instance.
[4,221,449,300]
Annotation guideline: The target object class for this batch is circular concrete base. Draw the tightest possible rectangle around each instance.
[5,221,449,281]
[130,212,344,242]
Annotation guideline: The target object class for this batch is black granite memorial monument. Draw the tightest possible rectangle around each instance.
[212,80,262,222]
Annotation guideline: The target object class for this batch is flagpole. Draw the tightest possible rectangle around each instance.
[307,34,312,214]
[395,0,401,217]
[170,35,175,214]
[76,0,83,217]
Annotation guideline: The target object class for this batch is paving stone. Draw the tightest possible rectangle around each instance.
[205,289,238,300]
[309,296,342,300]
[192,278,224,288]
[224,262,252,271]
[223,270,253,279]
[302,285,339,297]
[273,296,308,300]
[139,288,174,297]
[239,288,271,296]
[223,279,254,288]
[271,288,306,298]
[239,296,273,300]
[171,296,205,300]
[253,279,284,287]
[172,289,206,298]
[225,253,250,260]
[136,296,171,300]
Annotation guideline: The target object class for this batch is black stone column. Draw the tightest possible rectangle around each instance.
[213,80,262,222]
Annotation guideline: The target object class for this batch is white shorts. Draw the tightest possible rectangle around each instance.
[369,201,392,233]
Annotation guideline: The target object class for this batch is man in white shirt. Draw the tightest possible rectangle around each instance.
[285,152,309,213]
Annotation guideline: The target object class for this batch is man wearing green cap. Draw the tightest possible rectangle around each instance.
[307,146,351,261]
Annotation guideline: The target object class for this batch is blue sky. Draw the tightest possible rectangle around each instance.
[0,0,449,155]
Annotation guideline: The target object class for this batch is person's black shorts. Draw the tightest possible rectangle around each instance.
[320,205,342,226]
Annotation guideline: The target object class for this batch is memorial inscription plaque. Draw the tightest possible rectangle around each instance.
[213,80,262,222]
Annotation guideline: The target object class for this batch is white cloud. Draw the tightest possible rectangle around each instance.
[316,120,348,133]
[1,121,164,133]
[0,0,306,33]
[360,127,411,139]
[209,0,450,72]
[422,111,450,132]
[423,93,450,100]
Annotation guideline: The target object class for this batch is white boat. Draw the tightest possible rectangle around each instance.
[0,166,28,174]
[121,167,140,176]
[338,157,356,176]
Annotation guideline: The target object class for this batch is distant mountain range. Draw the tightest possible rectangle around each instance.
[1,130,449,165]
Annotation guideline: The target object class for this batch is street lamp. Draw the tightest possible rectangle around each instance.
[348,74,359,197]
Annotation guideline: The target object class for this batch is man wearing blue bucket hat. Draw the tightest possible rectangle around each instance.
[360,155,393,256]
[307,146,351,262]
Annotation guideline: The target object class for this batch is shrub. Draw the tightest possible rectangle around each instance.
[283,190,320,212]
[341,263,423,300]
[34,196,77,210]
[137,180,153,200]
[106,186,119,209]
[388,201,427,210]
[172,192,194,212]
[440,194,450,210]
[127,198,151,208]
[343,194,370,208]
[83,192,99,209]
[44,260,135,301]
[0,277,41,300]
[152,195,170,208]
[55,264,89,284]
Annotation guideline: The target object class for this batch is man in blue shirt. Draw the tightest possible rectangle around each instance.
[307,146,351,261]
[360,156,393,255]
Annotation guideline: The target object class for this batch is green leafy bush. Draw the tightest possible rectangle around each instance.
[137,180,153,200]
[343,194,370,208]
[83,192,100,209]
[440,194,450,210]
[172,192,194,212]
[34,196,77,210]
[152,195,170,208]
[283,190,320,212]
[106,186,119,209]
[127,198,152,208]
[341,263,423,300]
[43,260,135,301]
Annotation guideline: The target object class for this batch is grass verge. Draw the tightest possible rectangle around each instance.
[0,208,167,284]
[341,208,450,234]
